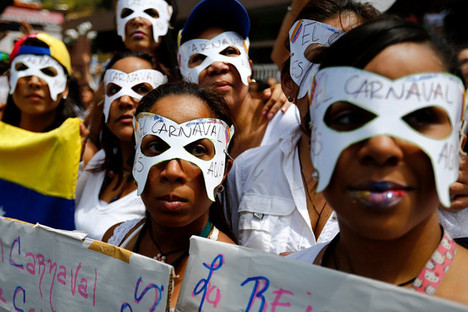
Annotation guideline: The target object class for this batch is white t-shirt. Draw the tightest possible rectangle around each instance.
[75,150,146,240]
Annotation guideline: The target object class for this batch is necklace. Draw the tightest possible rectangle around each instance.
[298,138,329,232]
[325,234,417,288]
[133,218,214,266]
[147,220,188,263]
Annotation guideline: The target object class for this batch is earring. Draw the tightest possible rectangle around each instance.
[312,170,319,180]
[217,185,225,193]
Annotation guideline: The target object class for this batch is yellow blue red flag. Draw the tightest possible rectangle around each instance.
[0,118,81,230]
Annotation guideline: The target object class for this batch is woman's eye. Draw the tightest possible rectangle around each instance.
[141,137,169,157]
[132,83,152,95]
[188,54,206,68]
[220,46,240,57]
[15,62,28,71]
[144,9,159,18]
[40,67,58,77]
[106,83,121,96]
[185,140,214,160]
[324,102,376,132]
[121,8,133,18]
[403,107,451,139]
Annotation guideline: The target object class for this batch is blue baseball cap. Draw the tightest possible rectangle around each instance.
[180,0,250,45]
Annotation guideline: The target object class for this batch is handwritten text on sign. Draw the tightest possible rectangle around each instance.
[175,236,468,312]
[0,217,173,311]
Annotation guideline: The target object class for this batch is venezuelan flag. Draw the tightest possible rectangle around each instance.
[0,118,81,230]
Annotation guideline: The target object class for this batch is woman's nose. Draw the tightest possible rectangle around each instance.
[160,159,187,183]
[358,136,404,166]
[26,75,44,87]
[205,61,230,76]
[118,95,137,109]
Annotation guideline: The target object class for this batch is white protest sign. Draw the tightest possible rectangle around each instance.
[175,236,468,312]
[0,217,173,311]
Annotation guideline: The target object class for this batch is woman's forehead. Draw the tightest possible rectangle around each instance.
[364,42,445,79]
[151,94,214,122]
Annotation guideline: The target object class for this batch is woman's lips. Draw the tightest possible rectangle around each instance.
[118,115,133,123]
[349,181,411,209]
[132,30,146,39]
[27,93,44,101]
[157,195,188,211]
[213,81,231,91]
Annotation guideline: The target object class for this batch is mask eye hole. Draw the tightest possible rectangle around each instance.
[402,106,452,139]
[106,83,122,97]
[220,46,240,57]
[184,139,215,160]
[144,8,159,18]
[15,62,28,71]
[40,66,58,77]
[141,135,170,157]
[132,82,153,96]
[188,53,207,68]
[121,8,133,18]
[324,101,376,132]
[304,43,326,63]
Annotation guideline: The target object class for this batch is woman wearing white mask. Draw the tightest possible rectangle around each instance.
[75,51,168,240]
[290,18,468,306]
[226,0,379,255]
[103,81,236,309]
[1,33,86,230]
[178,0,296,158]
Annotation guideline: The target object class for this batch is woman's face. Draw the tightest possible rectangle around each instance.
[106,56,153,142]
[194,27,250,112]
[12,70,66,119]
[140,94,216,229]
[124,15,159,53]
[323,42,448,240]
[457,48,468,87]
[288,12,362,123]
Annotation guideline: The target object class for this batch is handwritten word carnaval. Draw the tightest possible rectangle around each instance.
[21,57,57,68]
[188,38,244,54]
[343,75,455,104]
[139,121,226,142]
[191,254,332,312]
[1,236,97,311]
[108,71,158,84]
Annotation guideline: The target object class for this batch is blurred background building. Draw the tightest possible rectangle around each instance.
[0,0,467,81]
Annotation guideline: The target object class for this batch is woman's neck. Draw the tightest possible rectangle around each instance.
[330,213,441,285]
[230,93,269,157]
[20,111,56,132]
[147,213,210,252]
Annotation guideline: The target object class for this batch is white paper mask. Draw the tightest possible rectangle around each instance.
[310,67,465,207]
[289,19,343,99]
[9,54,67,101]
[178,31,252,85]
[117,0,173,44]
[103,69,167,122]
[133,113,235,201]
